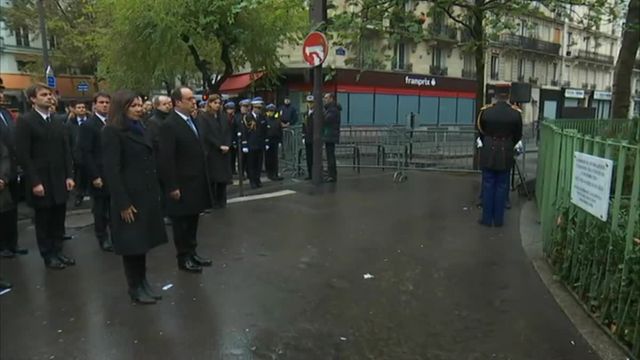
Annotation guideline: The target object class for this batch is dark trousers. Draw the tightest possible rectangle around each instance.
[92,194,110,241]
[74,164,88,199]
[305,142,313,177]
[122,254,146,290]
[211,182,227,207]
[34,203,67,258]
[481,169,510,226]
[325,142,337,179]
[265,143,279,178]
[230,147,238,174]
[247,150,263,184]
[0,208,18,251]
[170,215,199,259]
[0,179,18,251]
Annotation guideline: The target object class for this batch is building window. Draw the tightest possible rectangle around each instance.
[531,60,536,78]
[49,35,57,49]
[392,42,406,70]
[567,31,573,47]
[16,60,35,72]
[553,63,558,81]
[14,26,30,47]
[517,58,525,80]
[490,54,499,80]
[432,47,445,67]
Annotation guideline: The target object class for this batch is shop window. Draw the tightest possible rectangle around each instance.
[374,94,398,125]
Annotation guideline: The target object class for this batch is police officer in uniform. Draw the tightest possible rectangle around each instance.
[476,83,522,227]
[264,103,284,181]
[302,95,315,180]
[238,98,265,188]
[224,101,238,175]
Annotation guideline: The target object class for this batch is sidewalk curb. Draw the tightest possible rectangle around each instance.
[519,201,631,360]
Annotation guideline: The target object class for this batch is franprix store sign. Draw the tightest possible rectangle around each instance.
[405,76,438,87]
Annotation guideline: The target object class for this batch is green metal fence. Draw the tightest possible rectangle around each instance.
[536,118,640,358]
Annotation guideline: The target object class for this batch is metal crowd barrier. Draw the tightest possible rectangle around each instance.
[280,124,538,178]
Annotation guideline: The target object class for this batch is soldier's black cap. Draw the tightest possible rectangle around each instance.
[494,83,511,95]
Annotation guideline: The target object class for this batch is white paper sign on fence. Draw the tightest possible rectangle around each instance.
[571,152,614,221]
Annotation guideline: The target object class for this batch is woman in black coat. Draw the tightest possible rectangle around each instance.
[102,90,168,305]
[197,94,232,208]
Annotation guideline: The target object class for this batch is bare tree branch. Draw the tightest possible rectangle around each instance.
[436,4,475,33]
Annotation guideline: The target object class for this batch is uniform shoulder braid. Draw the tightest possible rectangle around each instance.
[510,103,522,113]
[480,104,494,111]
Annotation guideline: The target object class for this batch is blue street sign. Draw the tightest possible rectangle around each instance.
[47,75,56,88]
[77,81,89,92]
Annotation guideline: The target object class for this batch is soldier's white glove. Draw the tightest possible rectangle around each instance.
[265,145,270,151]
[514,140,524,155]
[476,137,483,149]
[302,138,306,145]
[242,147,249,154]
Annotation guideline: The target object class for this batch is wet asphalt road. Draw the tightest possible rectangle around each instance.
[0,171,598,360]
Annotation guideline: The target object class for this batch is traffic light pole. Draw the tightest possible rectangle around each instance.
[310,0,326,186]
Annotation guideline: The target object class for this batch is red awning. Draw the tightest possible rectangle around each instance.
[218,72,264,93]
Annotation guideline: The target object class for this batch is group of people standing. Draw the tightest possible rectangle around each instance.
[0,82,308,304]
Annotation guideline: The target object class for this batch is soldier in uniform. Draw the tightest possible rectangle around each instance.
[302,95,315,180]
[476,83,523,227]
[264,103,284,181]
[224,101,238,175]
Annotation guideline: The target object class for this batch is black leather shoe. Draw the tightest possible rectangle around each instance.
[191,254,212,267]
[477,219,492,227]
[45,257,66,270]
[304,176,312,180]
[0,250,16,258]
[128,287,157,305]
[100,238,114,252]
[178,258,203,273]
[0,280,12,291]
[12,248,28,255]
[63,234,73,241]
[56,253,76,266]
[323,177,337,183]
[142,279,162,300]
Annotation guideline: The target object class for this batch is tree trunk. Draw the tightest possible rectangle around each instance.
[211,41,235,92]
[611,0,639,119]
[472,5,485,170]
[180,34,214,90]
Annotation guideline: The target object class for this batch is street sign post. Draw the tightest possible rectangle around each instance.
[46,65,56,88]
[77,81,89,95]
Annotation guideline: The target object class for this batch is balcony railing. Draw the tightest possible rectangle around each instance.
[490,71,499,80]
[550,79,559,86]
[582,82,589,89]
[517,75,525,82]
[575,50,614,65]
[461,69,476,79]
[499,34,561,56]
[529,77,538,85]
[428,23,458,42]
[589,83,596,90]
[430,65,448,76]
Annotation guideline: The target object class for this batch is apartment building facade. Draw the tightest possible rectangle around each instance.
[274,0,635,125]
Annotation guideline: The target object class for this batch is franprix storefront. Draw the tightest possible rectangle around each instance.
[283,68,477,127]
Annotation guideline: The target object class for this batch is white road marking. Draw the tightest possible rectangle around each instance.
[228,190,297,204]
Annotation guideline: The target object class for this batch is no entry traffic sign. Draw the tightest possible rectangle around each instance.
[302,31,329,67]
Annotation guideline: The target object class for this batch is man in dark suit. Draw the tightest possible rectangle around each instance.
[67,101,90,207]
[79,92,113,251]
[159,86,212,273]
[322,93,341,183]
[0,83,28,258]
[16,84,76,269]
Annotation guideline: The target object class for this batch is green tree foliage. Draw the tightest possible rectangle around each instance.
[2,0,102,87]
[97,0,308,93]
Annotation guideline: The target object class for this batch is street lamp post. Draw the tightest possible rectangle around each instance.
[36,0,50,76]
[310,0,326,186]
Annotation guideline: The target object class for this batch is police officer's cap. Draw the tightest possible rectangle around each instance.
[266,103,277,111]
[306,95,314,102]
[494,83,511,95]
[251,97,264,105]
[224,101,236,109]
[239,99,251,106]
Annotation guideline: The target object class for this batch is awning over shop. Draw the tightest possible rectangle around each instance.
[218,72,264,94]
